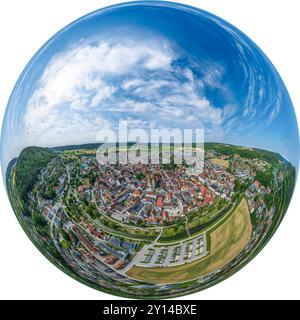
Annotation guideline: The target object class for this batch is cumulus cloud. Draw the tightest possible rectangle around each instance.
[2,7,293,177]
[22,28,280,148]
[23,39,174,144]
[23,36,233,146]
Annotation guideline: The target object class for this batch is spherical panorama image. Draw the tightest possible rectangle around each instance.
[1,1,299,299]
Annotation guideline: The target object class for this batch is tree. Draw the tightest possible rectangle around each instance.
[32,210,47,228]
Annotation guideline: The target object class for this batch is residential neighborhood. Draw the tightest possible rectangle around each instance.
[7,142,295,298]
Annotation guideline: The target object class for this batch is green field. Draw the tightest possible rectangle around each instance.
[158,222,188,243]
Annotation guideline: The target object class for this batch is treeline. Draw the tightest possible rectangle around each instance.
[15,146,56,202]
[205,142,286,164]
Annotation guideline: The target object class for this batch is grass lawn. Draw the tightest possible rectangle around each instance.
[158,223,188,243]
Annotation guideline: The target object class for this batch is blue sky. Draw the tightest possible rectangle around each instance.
[1,1,299,171]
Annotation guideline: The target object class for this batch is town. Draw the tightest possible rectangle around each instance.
[7,142,293,297]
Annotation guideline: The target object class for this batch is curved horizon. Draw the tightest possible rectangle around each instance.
[1,1,299,174]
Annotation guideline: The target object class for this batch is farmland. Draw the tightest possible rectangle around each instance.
[210,158,230,168]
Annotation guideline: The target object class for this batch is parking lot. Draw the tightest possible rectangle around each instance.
[134,234,207,267]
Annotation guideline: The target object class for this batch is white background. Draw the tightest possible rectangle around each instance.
[0,0,299,300]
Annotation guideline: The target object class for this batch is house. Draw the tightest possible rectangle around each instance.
[200,185,207,197]
[204,195,213,205]
[156,196,163,209]
[162,211,169,221]
[253,180,261,189]
[78,185,90,193]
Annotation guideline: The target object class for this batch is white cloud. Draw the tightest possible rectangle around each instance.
[122,79,144,90]
[22,36,234,147]
[23,38,176,144]
[133,103,151,112]
[91,86,116,107]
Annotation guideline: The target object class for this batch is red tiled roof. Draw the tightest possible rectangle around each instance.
[156,196,163,208]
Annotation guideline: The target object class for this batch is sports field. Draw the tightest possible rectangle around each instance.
[126,198,252,284]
